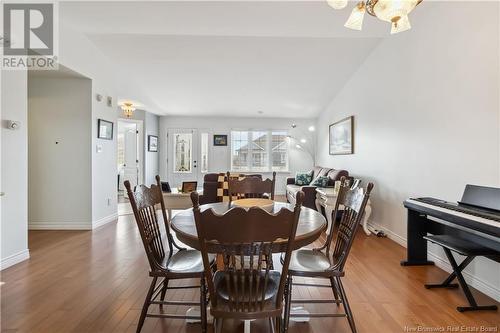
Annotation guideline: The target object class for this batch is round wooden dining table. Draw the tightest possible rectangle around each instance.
[170,201,327,251]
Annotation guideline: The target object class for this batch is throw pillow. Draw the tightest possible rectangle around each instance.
[295,171,313,186]
[310,176,329,188]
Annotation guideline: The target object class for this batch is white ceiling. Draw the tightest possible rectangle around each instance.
[60,1,390,117]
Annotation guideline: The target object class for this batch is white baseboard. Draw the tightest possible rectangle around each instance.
[368,221,406,247]
[1,249,30,270]
[29,221,92,230]
[367,221,500,302]
[92,213,118,230]
[28,213,118,230]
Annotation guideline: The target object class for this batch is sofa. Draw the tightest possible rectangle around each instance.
[286,166,349,210]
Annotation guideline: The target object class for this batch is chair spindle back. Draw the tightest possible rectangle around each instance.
[327,178,374,271]
[191,190,304,314]
[227,171,276,201]
[125,176,174,272]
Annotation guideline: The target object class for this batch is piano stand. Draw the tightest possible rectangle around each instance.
[400,260,434,266]
[423,235,498,312]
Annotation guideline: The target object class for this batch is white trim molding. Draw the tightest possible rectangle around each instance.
[367,221,500,302]
[29,213,118,230]
[29,221,92,230]
[1,249,30,270]
[92,213,118,230]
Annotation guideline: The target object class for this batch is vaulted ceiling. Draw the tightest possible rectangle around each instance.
[60,1,392,118]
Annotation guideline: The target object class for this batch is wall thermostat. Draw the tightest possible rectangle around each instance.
[7,120,20,130]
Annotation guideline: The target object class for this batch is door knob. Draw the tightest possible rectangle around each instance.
[0,192,5,197]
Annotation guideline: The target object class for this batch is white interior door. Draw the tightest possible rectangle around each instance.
[123,124,139,188]
[167,129,199,188]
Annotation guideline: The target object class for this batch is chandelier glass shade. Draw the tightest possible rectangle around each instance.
[332,0,422,34]
[327,0,348,10]
[344,2,366,30]
[121,102,136,118]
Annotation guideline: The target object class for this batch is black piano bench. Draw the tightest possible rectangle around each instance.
[423,235,498,312]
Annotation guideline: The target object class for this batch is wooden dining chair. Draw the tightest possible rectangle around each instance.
[191,190,305,333]
[125,175,215,333]
[227,171,276,202]
[282,177,374,333]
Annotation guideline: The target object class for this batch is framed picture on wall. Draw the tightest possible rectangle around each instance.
[148,135,158,152]
[329,116,354,155]
[97,119,114,140]
[213,134,228,146]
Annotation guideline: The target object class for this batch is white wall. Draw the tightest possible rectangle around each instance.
[58,23,120,227]
[159,116,316,194]
[145,111,160,185]
[315,2,500,300]
[28,75,92,229]
[1,70,29,269]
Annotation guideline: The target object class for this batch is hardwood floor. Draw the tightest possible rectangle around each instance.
[1,213,498,333]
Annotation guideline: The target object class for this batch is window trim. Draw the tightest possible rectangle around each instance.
[230,129,289,173]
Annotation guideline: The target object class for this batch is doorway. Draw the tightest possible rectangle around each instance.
[117,119,144,213]
[166,129,210,189]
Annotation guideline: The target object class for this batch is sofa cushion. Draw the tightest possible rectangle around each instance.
[295,171,313,186]
[326,169,349,186]
[286,184,301,205]
[286,184,301,195]
[311,167,331,180]
[310,175,329,188]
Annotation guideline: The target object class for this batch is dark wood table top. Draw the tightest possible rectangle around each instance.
[171,202,327,251]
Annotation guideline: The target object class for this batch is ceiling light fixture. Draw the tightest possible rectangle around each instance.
[330,0,423,34]
[327,0,348,10]
[121,102,136,118]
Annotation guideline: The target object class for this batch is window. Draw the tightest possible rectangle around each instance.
[173,133,192,173]
[231,130,288,172]
[271,130,288,172]
[200,132,209,173]
[231,131,249,171]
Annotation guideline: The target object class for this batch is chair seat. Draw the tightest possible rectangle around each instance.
[287,249,340,276]
[211,270,282,319]
[424,235,498,256]
[161,249,215,274]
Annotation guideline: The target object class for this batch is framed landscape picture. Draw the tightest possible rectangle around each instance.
[97,119,113,140]
[329,116,354,155]
[148,135,158,152]
[213,134,228,146]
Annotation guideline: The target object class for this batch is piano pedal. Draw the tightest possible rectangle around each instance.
[425,283,459,289]
[457,305,498,312]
